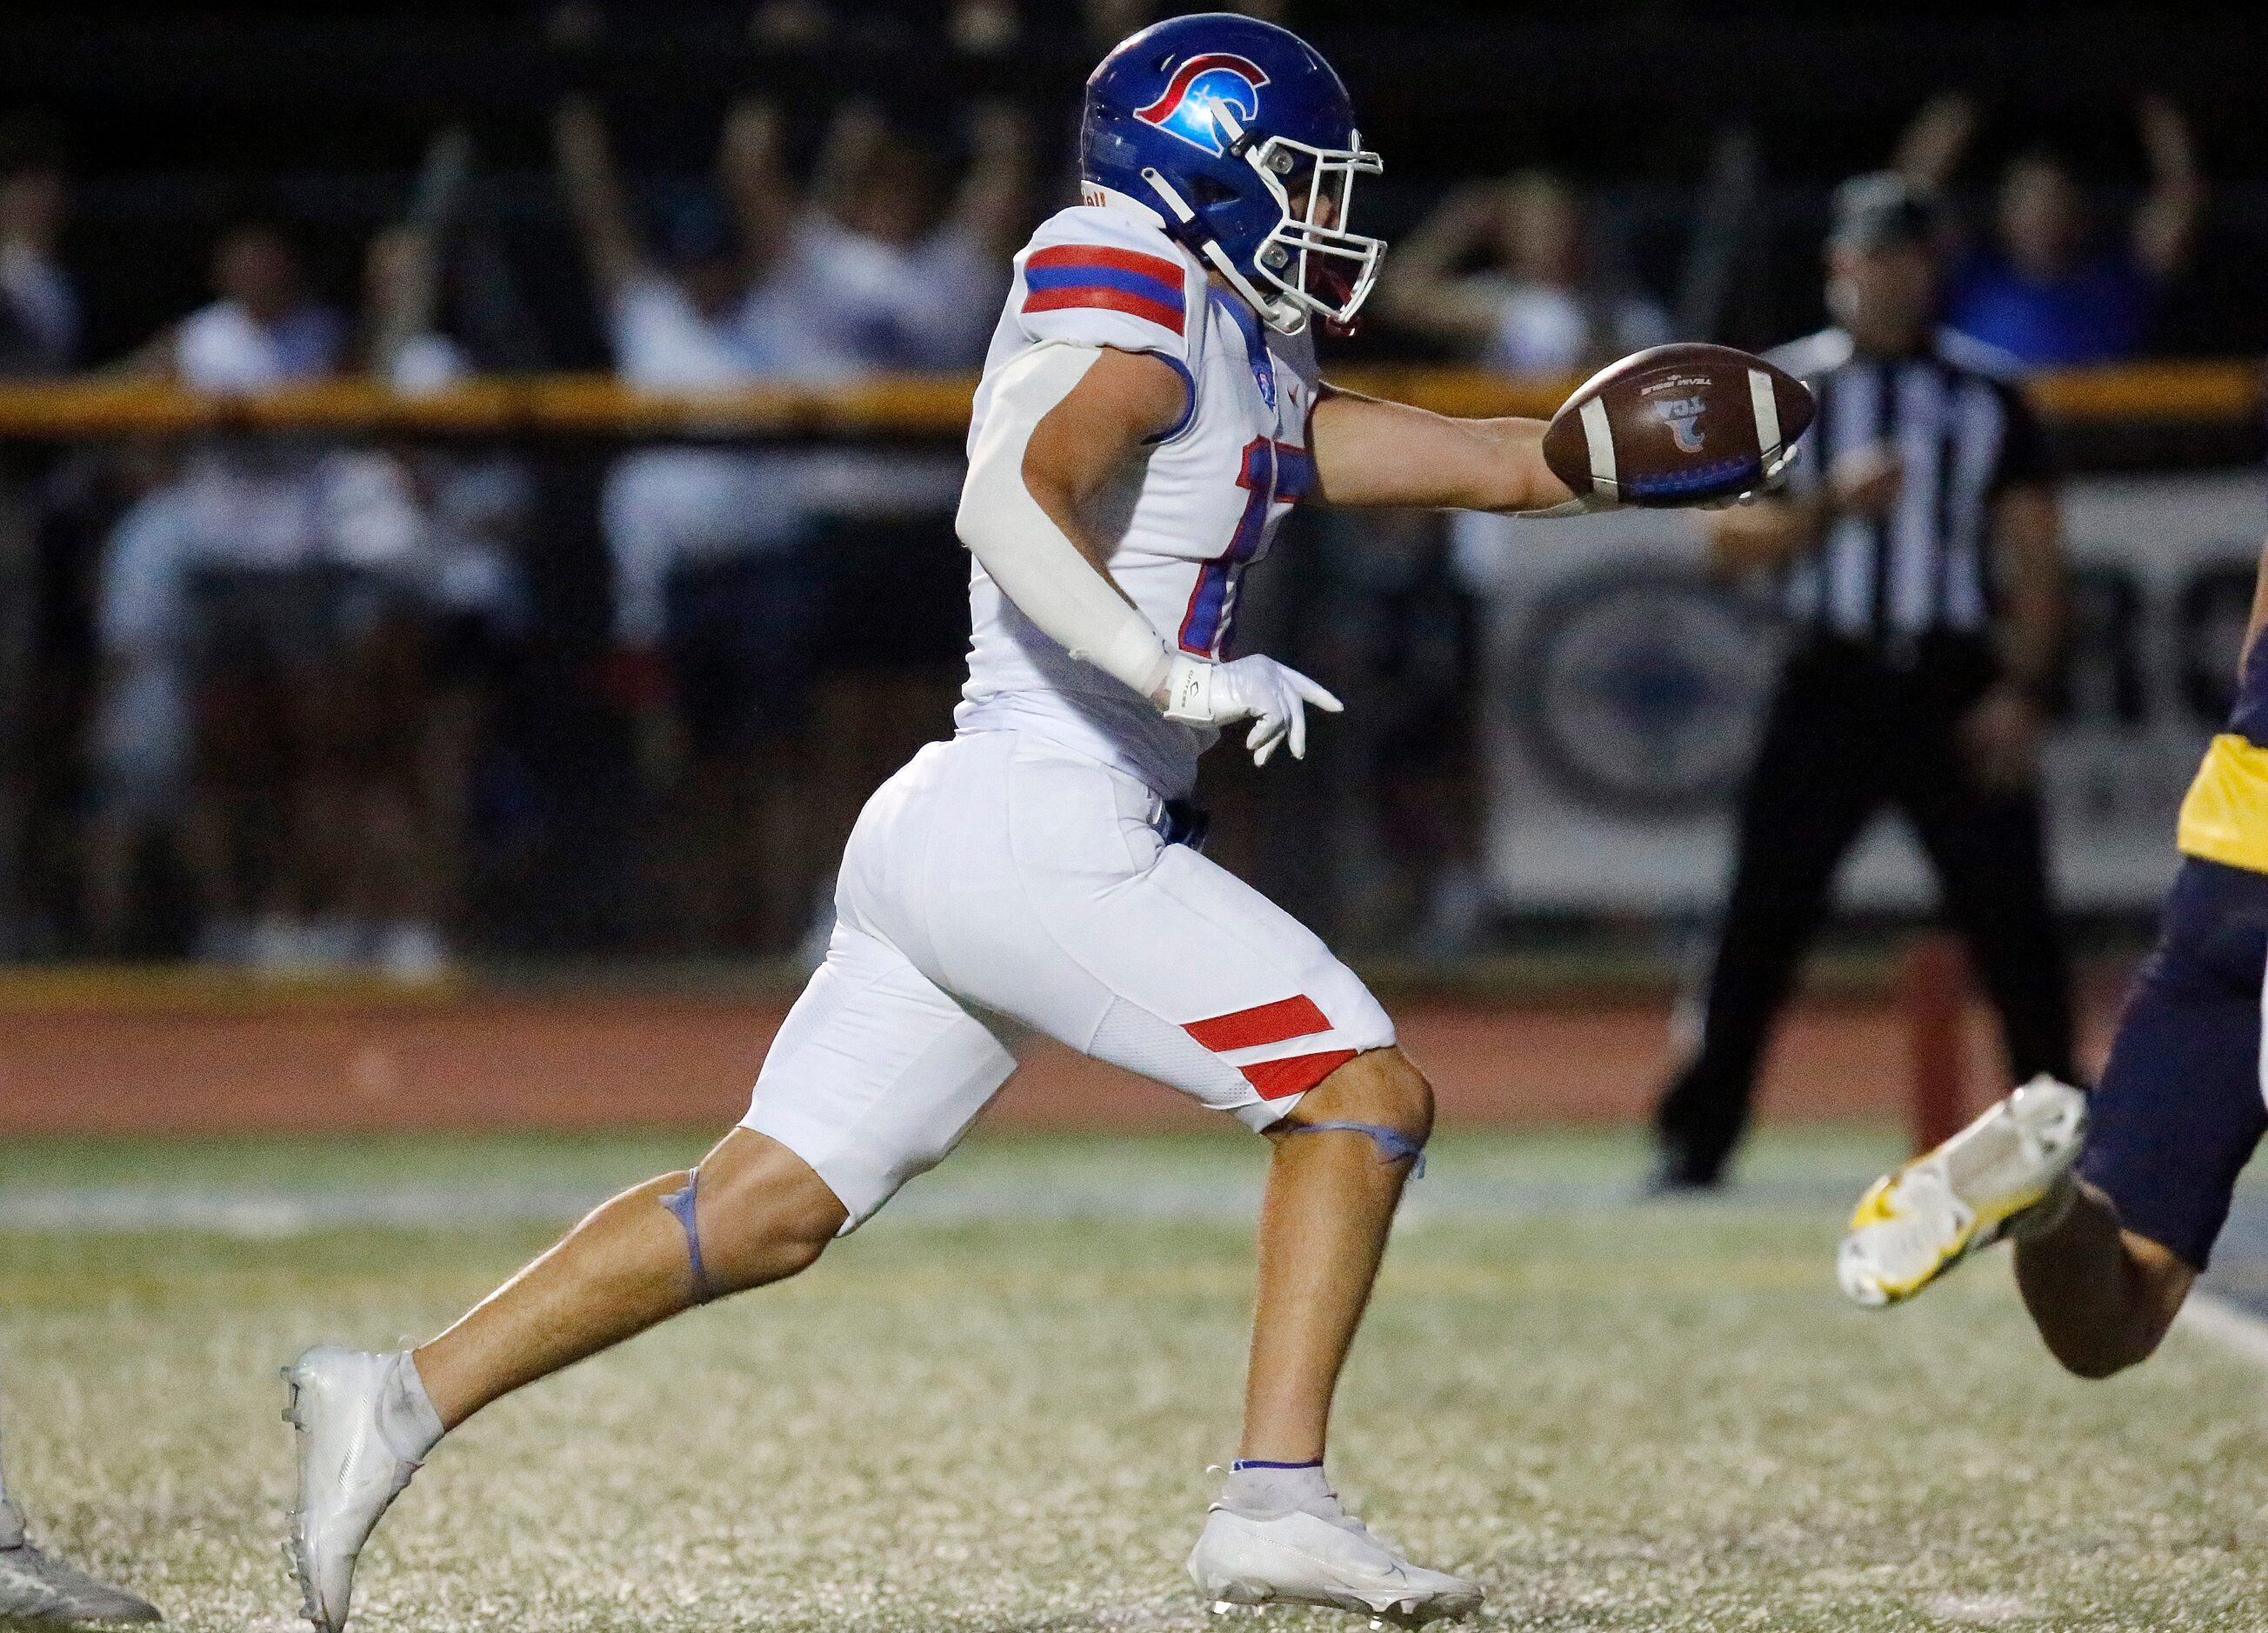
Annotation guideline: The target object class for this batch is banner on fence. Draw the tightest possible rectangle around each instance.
[1464,470,2268,913]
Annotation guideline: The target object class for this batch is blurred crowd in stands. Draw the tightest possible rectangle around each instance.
[0,24,2229,971]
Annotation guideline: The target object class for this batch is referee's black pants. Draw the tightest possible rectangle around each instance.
[1653,637,2076,1181]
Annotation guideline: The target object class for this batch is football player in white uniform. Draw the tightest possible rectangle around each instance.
[0,1411,160,1623]
[282,16,1724,1629]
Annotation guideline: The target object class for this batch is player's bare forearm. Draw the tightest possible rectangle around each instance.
[1992,483,2065,693]
[1306,389,1575,513]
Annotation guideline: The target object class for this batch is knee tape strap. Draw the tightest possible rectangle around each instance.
[660,1168,717,1304]
[1284,1120,1426,1177]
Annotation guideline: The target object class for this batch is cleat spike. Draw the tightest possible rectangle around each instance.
[1213,1602,1234,1616]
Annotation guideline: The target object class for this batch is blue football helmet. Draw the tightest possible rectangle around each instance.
[1080,12,1384,336]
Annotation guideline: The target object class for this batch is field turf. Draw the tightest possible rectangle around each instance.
[4,1127,2267,1631]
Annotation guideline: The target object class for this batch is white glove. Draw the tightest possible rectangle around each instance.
[1161,652,1344,766]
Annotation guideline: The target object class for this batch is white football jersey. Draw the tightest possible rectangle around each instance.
[953,201,1321,799]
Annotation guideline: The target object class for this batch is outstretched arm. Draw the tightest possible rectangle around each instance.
[1305,388,1577,512]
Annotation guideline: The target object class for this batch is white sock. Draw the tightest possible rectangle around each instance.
[1219,1461,1332,1520]
[375,1352,445,1464]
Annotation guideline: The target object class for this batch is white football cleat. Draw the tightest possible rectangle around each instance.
[0,1503,160,1623]
[1188,1493,1482,1626]
[1838,1074,2088,1309]
[283,1348,427,1633]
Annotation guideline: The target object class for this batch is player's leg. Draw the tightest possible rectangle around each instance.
[1843,860,2268,1349]
[1653,672,1880,1185]
[2018,860,2268,1372]
[915,737,1475,1620]
[2011,1189,2193,1378]
[287,914,1016,1633]
[407,1126,846,1430]
[1240,1044,1432,1464]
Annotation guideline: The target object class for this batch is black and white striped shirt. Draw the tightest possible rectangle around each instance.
[1771,326,2051,643]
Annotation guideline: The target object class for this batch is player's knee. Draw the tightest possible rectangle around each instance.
[1303,1046,1434,1142]
[676,1136,847,1296]
[2033,1285,2180,1380]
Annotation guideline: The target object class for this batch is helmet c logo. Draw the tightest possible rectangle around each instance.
[1133,53,1271,157]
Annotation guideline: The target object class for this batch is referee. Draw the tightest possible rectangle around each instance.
[1651,172,2076,1190]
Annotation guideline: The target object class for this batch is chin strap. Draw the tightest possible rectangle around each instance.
[660,1168,719,1304]
[1282,1121,1426,1177]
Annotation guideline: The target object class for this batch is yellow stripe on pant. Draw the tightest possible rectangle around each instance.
[2177,734,2268,877]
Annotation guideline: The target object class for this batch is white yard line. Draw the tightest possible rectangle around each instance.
[0,1168,1875,1236]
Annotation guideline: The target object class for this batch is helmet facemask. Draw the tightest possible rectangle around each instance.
[1137,104,1383,337]
[1242,124,1384,334]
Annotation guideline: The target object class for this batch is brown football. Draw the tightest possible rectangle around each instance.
[1540,343,1815,509]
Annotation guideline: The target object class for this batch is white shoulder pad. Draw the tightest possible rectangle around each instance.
[1012,205,1204,369]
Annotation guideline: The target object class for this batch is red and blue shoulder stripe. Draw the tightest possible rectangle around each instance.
[1022,244,1186,335]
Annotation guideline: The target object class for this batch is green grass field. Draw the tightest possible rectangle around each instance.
[5,1127,2268,1631]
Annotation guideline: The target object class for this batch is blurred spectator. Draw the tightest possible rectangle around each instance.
[784,100,1031,962]
[785,100,1028,371]
[0,117,74,955]
[163,221,349,391]
[95,196,530,977]
[84,221,373,970]
[313,193,534,980]
[1898,93,2204,366]
[1367,170,1662,956]
[0,122,75,377]
[559,94,850,952]
[1378,172,1670,377]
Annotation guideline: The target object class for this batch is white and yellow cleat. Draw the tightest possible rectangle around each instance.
[1838,1074,2088,1308]
[1188,1495,1482,1626]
